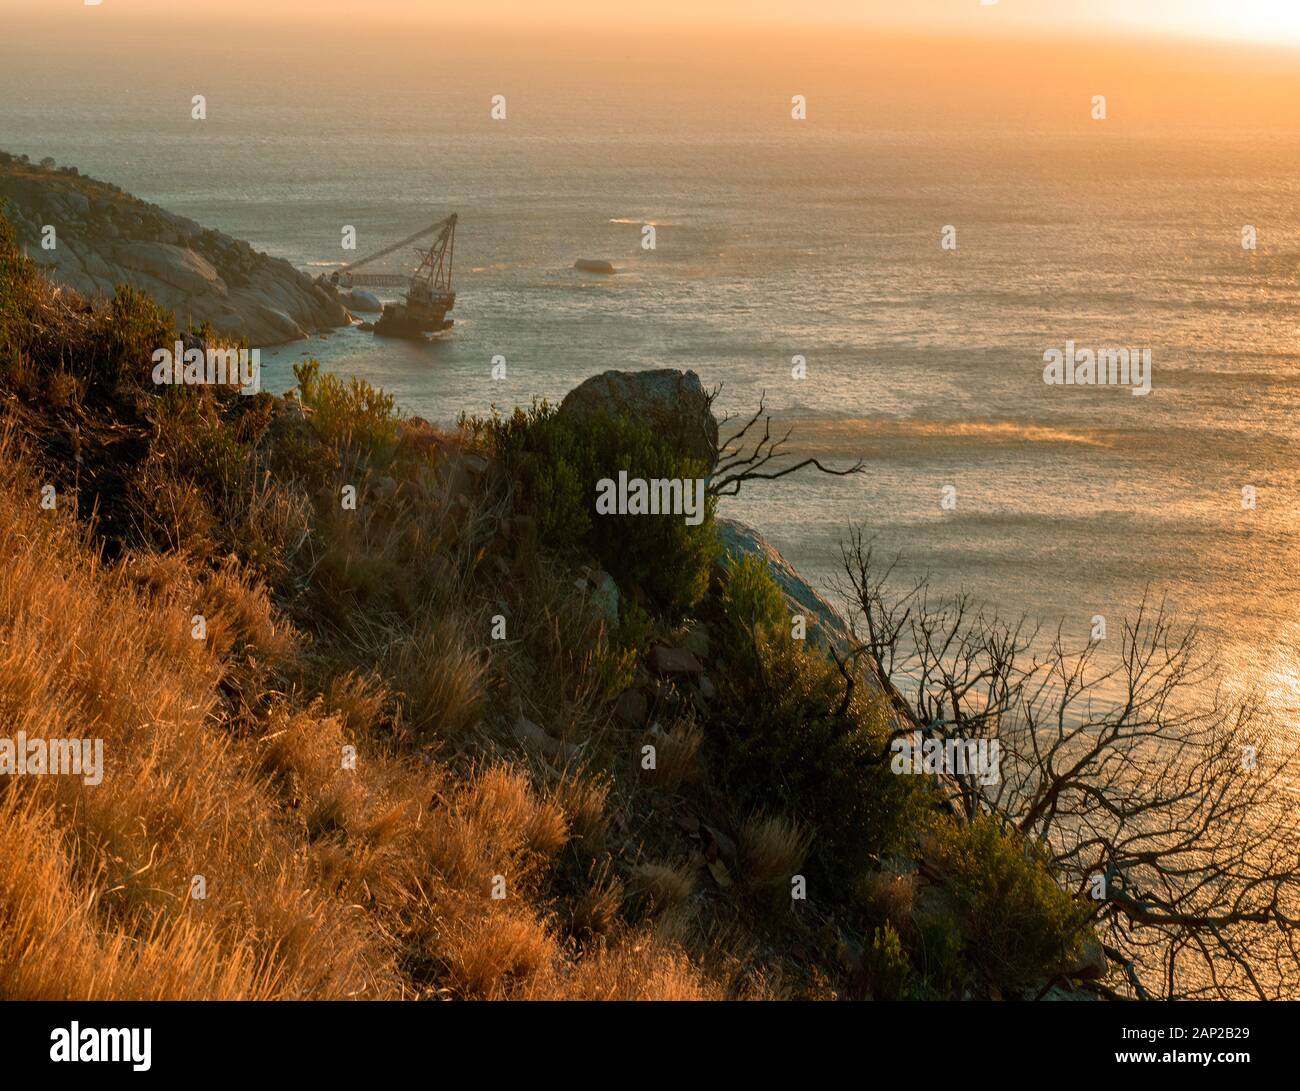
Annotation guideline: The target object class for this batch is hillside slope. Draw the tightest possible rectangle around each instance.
[0,150,348,346]
[0,207,1097,1000]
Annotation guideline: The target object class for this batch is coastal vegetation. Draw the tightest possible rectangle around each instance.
[1,200,1291,1000]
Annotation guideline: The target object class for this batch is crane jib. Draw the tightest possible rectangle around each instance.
[335,213,457,280]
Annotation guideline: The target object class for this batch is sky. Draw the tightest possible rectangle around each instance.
[8,0,1300,135]
[11,0,1300,45]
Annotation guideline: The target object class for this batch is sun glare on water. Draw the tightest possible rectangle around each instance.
[1223,0,1300,41]
[1162,0,1300,43]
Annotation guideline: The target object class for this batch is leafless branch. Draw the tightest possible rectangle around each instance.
[706,388,865,498]
[836,525,1300,1000]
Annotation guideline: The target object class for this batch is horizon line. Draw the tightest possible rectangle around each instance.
[9,10,1300,54]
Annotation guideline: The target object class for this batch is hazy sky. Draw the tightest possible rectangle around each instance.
[13,0,1300,44]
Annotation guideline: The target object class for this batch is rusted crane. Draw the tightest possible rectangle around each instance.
[326,213,458,338]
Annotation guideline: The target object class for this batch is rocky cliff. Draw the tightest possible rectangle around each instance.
[0,151,349,346]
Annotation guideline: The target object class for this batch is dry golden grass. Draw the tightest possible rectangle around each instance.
[566,865,624,943]
[0,423,724,1001]
[628,861,696,916]
[861,868,917,931]
[528,932,724,1001]
[324,669,394,737]
[0,436,391,997]
[439,909,554,999]
[738,814,812,888]
[646,716,703,793]
[386,616,487,746]
[551,768,612,857]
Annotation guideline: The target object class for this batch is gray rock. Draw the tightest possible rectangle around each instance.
[589,570,619,624]
[209,313,248,339]
[1065,939,1108,981]
[513,715,581,763]
[613,687,648,727]
[113,241,227,296]
[0,156,352,347]
[648,644,704,678]
[557,368,718,469]
[248,304,308,344]
[716,517,852,653]
[1038,983,1101,1001]
[339,287,382,313]
[79,248,113,280]
[39,245,81,278]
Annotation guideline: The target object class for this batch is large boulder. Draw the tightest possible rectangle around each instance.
[64,190,90,217]
[557,368,718,469]
[338,287,382,313]
[247,303,309,344]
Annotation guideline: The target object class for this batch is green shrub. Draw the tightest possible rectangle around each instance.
[924,813,1092,990]
[864,922,909,1000]
[472,401,718,618]
[266,398,340,492]
[0,204,37,318]
[0,214,37,390]
[616,597,657,654]
[912,911,964,997]
[294,359,398,465]
[719,552,787,641]
[712,631,929,883]
[108,284,175,389]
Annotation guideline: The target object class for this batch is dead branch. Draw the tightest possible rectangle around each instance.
[706,388,865,498]
[835,524,1300,1000]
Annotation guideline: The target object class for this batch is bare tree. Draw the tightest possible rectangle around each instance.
[706,389,865,498]
[834,525,1300,1000]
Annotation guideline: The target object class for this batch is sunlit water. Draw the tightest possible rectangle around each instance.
[3,23,1298,750]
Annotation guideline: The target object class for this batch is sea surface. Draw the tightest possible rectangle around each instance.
[3,20,1299,753]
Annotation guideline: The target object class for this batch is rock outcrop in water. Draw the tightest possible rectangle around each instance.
[0,151,350,346]
[337,287,382,313]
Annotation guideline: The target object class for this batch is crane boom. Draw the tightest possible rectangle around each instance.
[336,214,455,277]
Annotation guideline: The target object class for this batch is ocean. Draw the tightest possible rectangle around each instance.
[3,18,1299,743]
